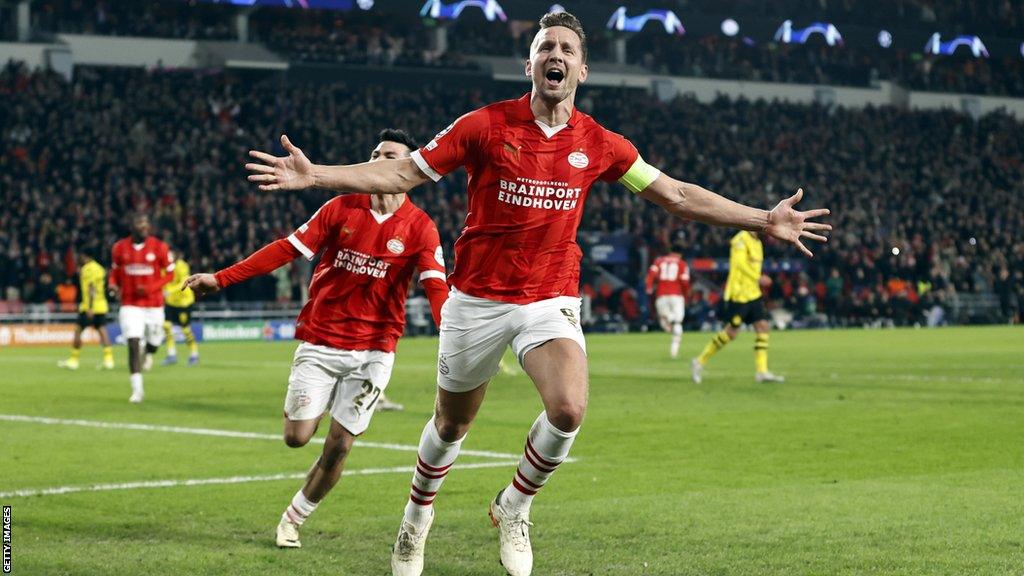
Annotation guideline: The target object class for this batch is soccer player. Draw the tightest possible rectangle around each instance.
[58,251,115,370]
[185,129,449,549]
[645,244,691,358]
[162,248,200,366]
[692,230,784,383]
[244,12,830,575]
[109,213,174,403]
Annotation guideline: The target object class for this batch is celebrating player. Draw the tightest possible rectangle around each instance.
[162,247,200,366]
[109,213,174,403]
[58,251,115,371]
[185,129,449,549]
[645,244,691,358]
[692,230,784,383]
[244,12,830,576]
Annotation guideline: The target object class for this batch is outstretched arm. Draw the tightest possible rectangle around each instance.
[245,135,428,194]
[638,174,831,257]
[183,239,299,296]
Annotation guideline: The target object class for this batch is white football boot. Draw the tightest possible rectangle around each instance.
[755,371,785,383]
[276,517,301,548]
[375,394,405,412]
[690,358,703,384]
[391,510,433,576]
[489,490,533,576]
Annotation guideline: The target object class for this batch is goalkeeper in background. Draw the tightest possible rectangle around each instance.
[163,247,199,366]
[691,230,784,384]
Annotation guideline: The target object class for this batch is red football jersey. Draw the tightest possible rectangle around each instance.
[109,236,174,307]
[646,254,691,298]
[287,195,446,353]
[411,93,644,304]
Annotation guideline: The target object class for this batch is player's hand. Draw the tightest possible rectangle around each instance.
[765,188,831,258]
[183,273,221,296]
[245,135,315,191]
[86,311,94,321]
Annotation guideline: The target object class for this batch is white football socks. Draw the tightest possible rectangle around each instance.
[500,412,578,516]
[404,417,464,527]
[283,489,319,526]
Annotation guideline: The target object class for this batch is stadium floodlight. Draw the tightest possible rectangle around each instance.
[924,33,989,58]
[721,18,739,37]
[419,0,507,22]
[606,6,685,35]
[774,20,843,46]
[877,30,892,48]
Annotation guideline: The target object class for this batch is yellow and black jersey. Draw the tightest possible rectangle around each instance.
[164,259,196,308]
[78,260,109,314]
[723,230,764,304]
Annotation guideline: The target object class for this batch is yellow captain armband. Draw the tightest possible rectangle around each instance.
[618,156,662,194]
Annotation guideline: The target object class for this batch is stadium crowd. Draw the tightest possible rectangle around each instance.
[2,62,1022,326]
[17,0,1024,96]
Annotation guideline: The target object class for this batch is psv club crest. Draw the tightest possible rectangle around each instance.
[567,151,589,169]
[386,238,405,254]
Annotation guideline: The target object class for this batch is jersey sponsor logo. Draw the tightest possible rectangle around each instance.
[434,246,445,266]
[567,151,589,169]
[125,264,156,276]
[497,177,583,211]
[332,248,391,279]
[386,238,405,255]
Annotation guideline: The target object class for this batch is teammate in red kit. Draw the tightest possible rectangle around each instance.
[645,244,691,358]
[244,12,831,576]
[109,213,174,404]
[185,129,449,549]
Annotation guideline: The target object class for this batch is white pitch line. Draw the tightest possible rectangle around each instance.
[0,414,531,460]
[0,461,519,499]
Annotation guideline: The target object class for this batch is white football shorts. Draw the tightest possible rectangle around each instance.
[118,305,165,347]
[437,287,586,393]
[655,295,685,324]
[284,341,395,435]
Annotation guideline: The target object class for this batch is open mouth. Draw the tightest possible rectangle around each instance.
[544,68,565,87]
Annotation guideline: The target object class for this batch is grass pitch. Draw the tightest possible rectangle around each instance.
[2,327,1022,575]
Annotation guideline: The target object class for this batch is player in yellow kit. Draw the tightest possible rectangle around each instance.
[691,231,784,383]
[163,252,200,366]
[59,252,115,370]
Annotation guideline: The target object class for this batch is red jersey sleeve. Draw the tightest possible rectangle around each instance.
[598,130,641,183]
[109,243,122,288]
[287,196,345,260]
[645,260,659,294]
[415,216,449,326]
[680,260,692,296]
[411,109,490,182]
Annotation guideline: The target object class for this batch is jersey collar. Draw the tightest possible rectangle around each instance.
[515,93,580,130]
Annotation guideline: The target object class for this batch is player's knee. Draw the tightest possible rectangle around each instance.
[283,427,314,448]
[547,401,586,432]
[434,415,471,443]
[283,433,309,448]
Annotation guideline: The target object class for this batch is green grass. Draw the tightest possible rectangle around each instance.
[2,327,1023,575]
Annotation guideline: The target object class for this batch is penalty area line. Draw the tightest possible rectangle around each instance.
[0,460,520,499]
[0,413,554,461]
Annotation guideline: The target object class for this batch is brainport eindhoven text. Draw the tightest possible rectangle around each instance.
[498,177,583,210]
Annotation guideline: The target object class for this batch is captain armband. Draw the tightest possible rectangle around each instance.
[618,156,662,194]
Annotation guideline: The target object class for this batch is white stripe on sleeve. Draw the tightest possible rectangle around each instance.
[287,233,315,261]
[410,150,443,182]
